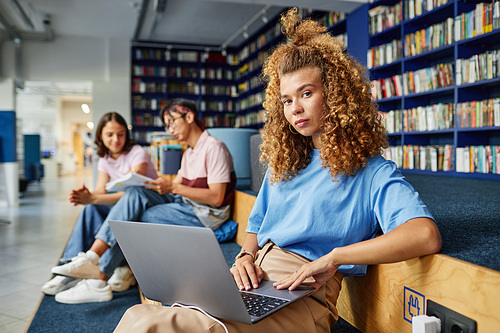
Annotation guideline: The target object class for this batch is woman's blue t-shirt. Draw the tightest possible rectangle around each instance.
[246,150,434,276]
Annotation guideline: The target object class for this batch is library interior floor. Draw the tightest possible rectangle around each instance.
[0,167,91,332]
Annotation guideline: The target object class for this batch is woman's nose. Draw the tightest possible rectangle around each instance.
[291,101,303,114]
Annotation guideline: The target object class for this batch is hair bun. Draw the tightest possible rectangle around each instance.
[281,8,326,47]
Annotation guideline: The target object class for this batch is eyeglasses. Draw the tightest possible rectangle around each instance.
[165,115,186,130]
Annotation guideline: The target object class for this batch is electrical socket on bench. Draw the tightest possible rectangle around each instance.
[426,300,476,333]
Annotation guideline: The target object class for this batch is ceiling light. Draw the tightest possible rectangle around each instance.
[243,28,249,39]
[81,103,90,114]
[261,15,268,24]
[87,121,94,129]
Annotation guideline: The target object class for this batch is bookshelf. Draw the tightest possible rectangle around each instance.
[370,0,500,179]
[131,47,238,144]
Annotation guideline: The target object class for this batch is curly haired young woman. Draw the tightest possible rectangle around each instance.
[113,8,441,333]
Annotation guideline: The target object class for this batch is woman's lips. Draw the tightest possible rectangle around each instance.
[295,119,308,128]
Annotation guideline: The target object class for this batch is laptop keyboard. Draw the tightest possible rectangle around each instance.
[240,292,288,317]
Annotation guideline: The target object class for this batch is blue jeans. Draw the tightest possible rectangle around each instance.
[61,204,113,263]
[95,187,203,277]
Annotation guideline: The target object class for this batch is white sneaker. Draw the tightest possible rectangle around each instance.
[41,275,81,295]
[51,252,100,279]
[55,279,112,304]
[108,266,136,292]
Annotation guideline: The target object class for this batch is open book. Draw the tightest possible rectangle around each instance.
[105,172,155,192]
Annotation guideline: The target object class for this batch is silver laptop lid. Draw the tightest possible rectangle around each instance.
[109,220,253,324]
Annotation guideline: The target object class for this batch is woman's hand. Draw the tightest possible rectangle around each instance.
[230,255,264,291]
[145,177,174,195]
[68,184,94,206]
[274,252,340,292]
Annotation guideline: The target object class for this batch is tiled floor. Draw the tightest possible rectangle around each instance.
[0,167,92,333]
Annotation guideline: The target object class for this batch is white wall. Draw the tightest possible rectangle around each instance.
[2,35,130,184]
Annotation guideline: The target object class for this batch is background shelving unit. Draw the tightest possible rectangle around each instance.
[131,2,499,179]
[371,0,500,179]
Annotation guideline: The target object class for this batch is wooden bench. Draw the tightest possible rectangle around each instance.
[142,189,500,332]
[228,190,500,332]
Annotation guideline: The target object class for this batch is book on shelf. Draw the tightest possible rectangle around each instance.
[105,172,155,192]
[456,145,500,174]
[384,145,455,172]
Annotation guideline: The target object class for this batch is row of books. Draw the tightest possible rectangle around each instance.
[168,67,201,79]
[133,65,167,77]
[454,1,500,42]
[404,17,454,57]
[371,75,403,99]
[372,65,459,97]
[383,144,500,174]
[132,97,167,111]
[166,50,199,62]
[381,109,403,133]
[132,81,167,94]
[383,144,454,171]
[235,110,266,128]
[403,62,454,94]
[403,0,451,20]
[167,83,237,96]
[236,91,265,112]
[456,145,500,174]
[456,49,500,85]
[237,50,269,79]
[238,76,262,94]
[318,11,347,27]
[456,98,500,128]
[133,114,163,127]
[367,39,402,69]
[134,48,165,61]
[333,33,348,48]
[203,114,237,128]
[403,103,454,132]
[369,3,403,35]
[202,101,235,112]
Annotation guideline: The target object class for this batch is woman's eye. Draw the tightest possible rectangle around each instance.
[282,99,291,105]
[302,91,311,98]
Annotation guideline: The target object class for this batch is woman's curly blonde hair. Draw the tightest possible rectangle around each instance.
[261,8,388,184]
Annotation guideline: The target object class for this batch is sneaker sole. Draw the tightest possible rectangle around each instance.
[41,278,81,296]
[51,266,100,280]
[55,294,112,304]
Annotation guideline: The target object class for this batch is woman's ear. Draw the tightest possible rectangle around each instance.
[185,111,196,125]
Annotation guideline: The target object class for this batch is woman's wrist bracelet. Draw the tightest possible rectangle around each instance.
[234,249,255,262]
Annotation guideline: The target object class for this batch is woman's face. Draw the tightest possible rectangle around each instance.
[101,120,127,156]
[280,66,325,148]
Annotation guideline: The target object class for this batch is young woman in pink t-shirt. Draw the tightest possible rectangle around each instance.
[41,112,156,295]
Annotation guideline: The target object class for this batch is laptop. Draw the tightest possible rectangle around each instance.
[109,220,314,325]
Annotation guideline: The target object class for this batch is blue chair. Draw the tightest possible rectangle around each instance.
[207,128,259,190]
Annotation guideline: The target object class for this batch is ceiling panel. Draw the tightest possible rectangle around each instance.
[0,0,366,48]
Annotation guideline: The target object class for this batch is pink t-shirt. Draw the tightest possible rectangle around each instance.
[98,145,158,181]
[180,131,236,207]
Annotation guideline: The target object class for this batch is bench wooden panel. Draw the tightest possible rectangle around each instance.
[231,190,256,246]
[227,190,500,332]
